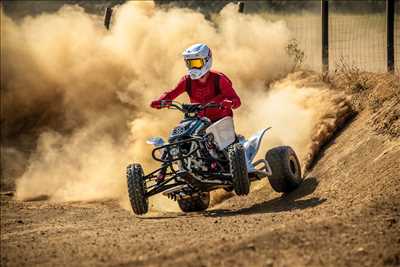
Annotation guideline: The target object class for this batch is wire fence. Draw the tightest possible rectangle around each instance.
[330,1,387,73]
[245,1,322,72]
[244,0,399,74]
[262,12,322,72]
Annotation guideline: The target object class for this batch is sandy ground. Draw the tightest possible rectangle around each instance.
[1,104,400,267]
[1,3,399,265]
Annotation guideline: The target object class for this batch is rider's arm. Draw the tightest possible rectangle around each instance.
[209,75,241,109]
[156,76,187,101]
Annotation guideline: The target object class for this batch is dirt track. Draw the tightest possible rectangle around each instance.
[1,105,400,267]
[2,2,400,265]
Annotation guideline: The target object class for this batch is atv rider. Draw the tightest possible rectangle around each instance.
[150,43,242,181]
[150,43,241,122]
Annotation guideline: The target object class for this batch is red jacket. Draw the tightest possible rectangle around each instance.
[154,71,241,122]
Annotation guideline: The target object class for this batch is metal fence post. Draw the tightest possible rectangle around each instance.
[238,2,245,13]
[104,6,113,30]
[322,0,329,72]
[387,0,395,72]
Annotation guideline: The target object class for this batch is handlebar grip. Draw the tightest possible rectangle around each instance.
[160,100,172,107]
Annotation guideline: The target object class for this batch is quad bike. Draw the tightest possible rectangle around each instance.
[127,101,303,215]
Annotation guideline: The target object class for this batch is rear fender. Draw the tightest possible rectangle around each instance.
[243,127,271,171]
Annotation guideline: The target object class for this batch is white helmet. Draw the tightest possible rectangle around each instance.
[182,43,212,80]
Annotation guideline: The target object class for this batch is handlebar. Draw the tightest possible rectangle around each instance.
[159,100,222,114]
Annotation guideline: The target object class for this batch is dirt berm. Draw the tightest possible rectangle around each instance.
[1,72,399,267]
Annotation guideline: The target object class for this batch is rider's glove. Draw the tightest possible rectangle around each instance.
[150,100,162,109]
[221,99,233,110]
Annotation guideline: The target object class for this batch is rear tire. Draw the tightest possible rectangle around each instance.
[228,143,250,196]
[127,164,148,215]
[265,146,302,193]
[178,192,210,212]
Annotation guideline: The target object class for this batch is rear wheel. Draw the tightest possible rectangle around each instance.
[228,143,250,196]
[265,146,302,193]
[178,192,210,212]
[127,164,148,215]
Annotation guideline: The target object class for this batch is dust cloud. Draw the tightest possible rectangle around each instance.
[252,71,353,173]
[1,1,349,211]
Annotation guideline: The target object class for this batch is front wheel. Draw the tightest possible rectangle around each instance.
[228,143,250,196]
[178,192,210,212]
[127,164,148,215]
[265,146,302,193]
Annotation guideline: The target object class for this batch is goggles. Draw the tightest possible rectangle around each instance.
[185,58,204,69]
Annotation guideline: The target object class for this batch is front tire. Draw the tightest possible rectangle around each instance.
[265,146,302,193]
[127,164,148,215]
[178,192,210,212]
[228,143,250,196]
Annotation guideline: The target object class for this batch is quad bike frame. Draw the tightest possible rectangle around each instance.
[143,128,273,200]
[127,102,303,215]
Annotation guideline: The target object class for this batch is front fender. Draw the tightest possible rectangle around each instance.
[243,127,271,170]
[146,136,165,148]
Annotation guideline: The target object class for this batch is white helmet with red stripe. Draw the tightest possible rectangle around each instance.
[182,43,212,80]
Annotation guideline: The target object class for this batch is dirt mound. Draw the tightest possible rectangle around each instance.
[302,70,399,172]
[365,74,400,138]
[331,69,400,138]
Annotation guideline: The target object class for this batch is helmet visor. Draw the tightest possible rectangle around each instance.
[185,58,204,69]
